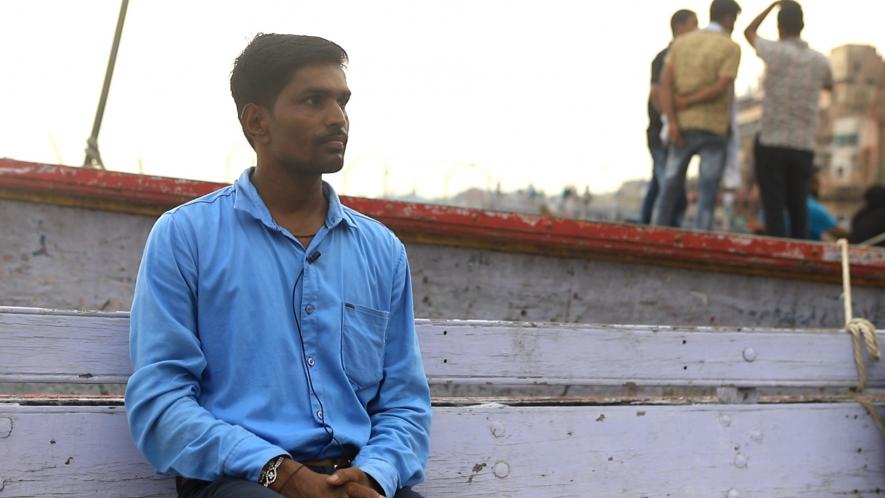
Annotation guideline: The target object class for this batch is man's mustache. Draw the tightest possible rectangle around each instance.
[315,128,348,144]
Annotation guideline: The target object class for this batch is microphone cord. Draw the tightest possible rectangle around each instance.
[291,258,345,456]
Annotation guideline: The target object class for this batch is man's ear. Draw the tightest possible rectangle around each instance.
[241,103,271,145]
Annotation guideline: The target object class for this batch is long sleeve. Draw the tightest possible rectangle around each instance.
[353,244,432,497]
[125,213,287,481]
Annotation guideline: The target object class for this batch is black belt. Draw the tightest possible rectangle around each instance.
[302,455,353,474]
[176,456,353,495]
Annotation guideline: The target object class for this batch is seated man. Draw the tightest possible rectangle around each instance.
[806,173,849,241]
[850,185,885,246]
[126,34,431,498]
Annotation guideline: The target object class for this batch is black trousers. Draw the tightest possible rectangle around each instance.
[754,137,814,239]
[177,475,424,498]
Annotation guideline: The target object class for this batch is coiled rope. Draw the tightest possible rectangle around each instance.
[837,239,884,437]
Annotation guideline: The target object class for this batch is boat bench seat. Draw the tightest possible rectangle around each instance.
[1,307,884,497]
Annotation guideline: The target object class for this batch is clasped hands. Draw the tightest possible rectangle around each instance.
[272,460,384,498]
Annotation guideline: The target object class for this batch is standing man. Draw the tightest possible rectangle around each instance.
[745,0,833,239]
[654,0,742,231]
[126,34,431,498]
[641,9,698,225]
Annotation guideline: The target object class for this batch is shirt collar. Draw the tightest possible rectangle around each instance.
[233,167,358,232]
[322,179,358,230]
[704,22,726,33]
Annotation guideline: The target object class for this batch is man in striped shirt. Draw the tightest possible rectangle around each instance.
[744,0,833,239]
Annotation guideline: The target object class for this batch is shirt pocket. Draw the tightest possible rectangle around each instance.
[341,302,389,389]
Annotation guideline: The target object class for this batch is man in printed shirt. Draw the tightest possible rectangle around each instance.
[126,34,431,498]
[744,0,833,239]
[654,0,742,231]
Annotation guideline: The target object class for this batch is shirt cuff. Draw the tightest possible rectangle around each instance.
[355,458,399,498]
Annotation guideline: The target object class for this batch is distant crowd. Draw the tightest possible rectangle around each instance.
[641,0,885,246]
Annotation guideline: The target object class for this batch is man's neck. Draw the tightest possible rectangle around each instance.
[251,160,328,235]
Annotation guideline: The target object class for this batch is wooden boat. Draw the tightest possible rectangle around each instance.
[1,158,882,328]
[1,158,883,496]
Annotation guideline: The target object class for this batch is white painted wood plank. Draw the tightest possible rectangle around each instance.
[420,321,885,388]
[0,312,131,384]
[0,307,130,317]
[0,403,882,497]
[2,310,883,388]
[424,403,885,497]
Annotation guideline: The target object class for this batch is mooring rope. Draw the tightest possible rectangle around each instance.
[837,239,884,437]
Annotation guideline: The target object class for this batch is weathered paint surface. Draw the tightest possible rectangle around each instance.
[3,309,884,389]
[2,199,884,327]
[0,199,152,311]
[419,320,885,388]
[2,158,885,287]
[1,309,883,496]
[0,403,882,497]
[409,244,885,327]
[0,309,131,384]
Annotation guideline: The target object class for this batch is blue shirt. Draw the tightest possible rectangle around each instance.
[125,168,431,497]
[807,197,838,241]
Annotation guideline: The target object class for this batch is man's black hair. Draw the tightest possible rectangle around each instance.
[778,0,804,37]
[230,33,348,120]
[670,9,697,35]
[864,185,885,209]
[710,0,742,23]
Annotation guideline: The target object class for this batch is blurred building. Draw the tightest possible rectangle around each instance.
[736,44,885,222]
[824,44,885,217]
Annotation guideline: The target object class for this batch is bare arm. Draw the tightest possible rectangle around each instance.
[824,226,851,241]
[744,1,781,47]
[676,77,735,109]
[676,40,740,110]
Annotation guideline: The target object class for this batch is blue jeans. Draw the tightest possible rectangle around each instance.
[641,143,687,226]
[652,130,727,230]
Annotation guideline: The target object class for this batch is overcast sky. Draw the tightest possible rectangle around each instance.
[3,0,884,199]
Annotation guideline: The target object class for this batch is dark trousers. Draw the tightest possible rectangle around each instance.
[178,476,424,498]
[754,137,814,239]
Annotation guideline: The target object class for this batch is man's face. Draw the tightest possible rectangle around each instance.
[265,63,351,175]
[677,15,699,36]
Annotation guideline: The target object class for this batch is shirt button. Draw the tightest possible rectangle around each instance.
[305,304,314,315]
[316,409,323,419]
[307,356,316,367]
